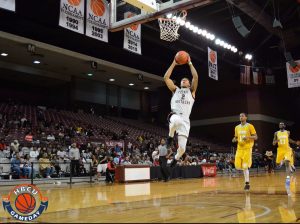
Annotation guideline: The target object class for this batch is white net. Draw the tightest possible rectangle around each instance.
[158,11,187,42]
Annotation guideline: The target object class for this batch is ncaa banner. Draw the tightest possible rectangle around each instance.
[123,12,141,55]
[208,47,218,80]
[0,0,15,11]
[86,0,109,42]
[286,60,300,88]
[59,0,84,34]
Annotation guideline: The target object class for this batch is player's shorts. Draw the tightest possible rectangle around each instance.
[97,163,107,173]
[168,113,190,138]
[276,147,292,164]
[235,148,252,170]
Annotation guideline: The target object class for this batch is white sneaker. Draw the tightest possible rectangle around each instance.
[47,176,51,178]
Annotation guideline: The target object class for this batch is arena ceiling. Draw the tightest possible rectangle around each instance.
[0,0,299,80]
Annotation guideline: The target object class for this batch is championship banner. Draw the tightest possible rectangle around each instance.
[240,65,251,85]
[286,60,300,88]
[123,12,141,55]
[252,67,264,85]
[208,47,218,80]
[86,0,109,42]
[0,0,15,11]
[59,0,84,34]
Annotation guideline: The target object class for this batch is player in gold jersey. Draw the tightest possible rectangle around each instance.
[232,113,258,191]
[273,122,299,188]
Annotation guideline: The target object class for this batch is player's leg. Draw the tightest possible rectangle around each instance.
[242,150,252,191]
[167,114,181,147]
[170,119,189,167]
[276,150,284,168]
[290,150,295,173]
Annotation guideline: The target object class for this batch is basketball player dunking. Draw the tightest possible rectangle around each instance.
[164,54,198,167]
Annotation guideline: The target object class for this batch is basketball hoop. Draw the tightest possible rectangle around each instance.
[158,10,187,42]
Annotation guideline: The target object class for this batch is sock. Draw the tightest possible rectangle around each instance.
[175,135,187,160]
[243,169,250,183]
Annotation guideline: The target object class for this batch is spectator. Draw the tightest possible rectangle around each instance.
[96,149,109,181]
[10,140,19,153]
[47,133,55,141]
[25,132,33,142]
[52,155,62,176]
[39,153,54,178]
[264,151,274,173]
[11,153,21,178]
[22,154,34,178]
[106,157,115,183]
[121,156,132,165]
[29,147,39,161]
[69,143,80,177]
[191,158,198,165]
[0,138,6,151]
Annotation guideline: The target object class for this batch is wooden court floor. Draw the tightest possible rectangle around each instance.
[0,172,299,223]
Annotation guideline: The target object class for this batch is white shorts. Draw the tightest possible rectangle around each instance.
[97,163,107,173]
[169,114,190,137]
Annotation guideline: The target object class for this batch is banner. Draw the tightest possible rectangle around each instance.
[123,12,141,55]
[86,0,109,42]
[0,0,15,11]
[208,47,218,80]
[240,65,251,85]
[286,60,300,88]
[105,140,124,148]
[59,0,84,34]
[252,67,264,85]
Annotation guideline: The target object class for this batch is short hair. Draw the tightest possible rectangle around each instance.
[240,112,248,117]
[181,77,191,83]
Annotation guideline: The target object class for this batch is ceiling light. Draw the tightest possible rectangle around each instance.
[179,20,185,26]
[192,26,199,33]
[109,78,115,82]
[166,13,172,19]
[185,21,191,29]
[129,83,134,86]
[189,24,195,31]
[210,34,215,40]
[33,60,40,64]
[87,73,93,76]
[144,87,149,90]
[245,54,253,60]
[202,30,207,36]
[215,39,221,45]
[197,29,203,35]
[1,53,8,57]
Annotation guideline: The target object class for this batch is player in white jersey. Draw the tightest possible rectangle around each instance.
[164,54,198,167]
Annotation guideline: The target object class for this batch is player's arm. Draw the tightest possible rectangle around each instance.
[189,57,198,98]
[272,132,278,145]
[244,124,258,140]
[164,60,177,93]
[232,127,238,143]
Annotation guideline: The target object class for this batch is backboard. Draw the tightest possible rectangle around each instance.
[109,0,215,32]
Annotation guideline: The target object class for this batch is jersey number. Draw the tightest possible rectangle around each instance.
[279,139,286,145]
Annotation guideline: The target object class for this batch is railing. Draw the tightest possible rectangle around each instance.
[0,161,95,186]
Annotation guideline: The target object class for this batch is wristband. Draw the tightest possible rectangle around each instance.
[188,61,192,66]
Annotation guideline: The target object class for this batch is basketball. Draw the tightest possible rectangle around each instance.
[15,193,36,214]
[91,0,105,17]
[68,0,81,6]
[175,51,189,64]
